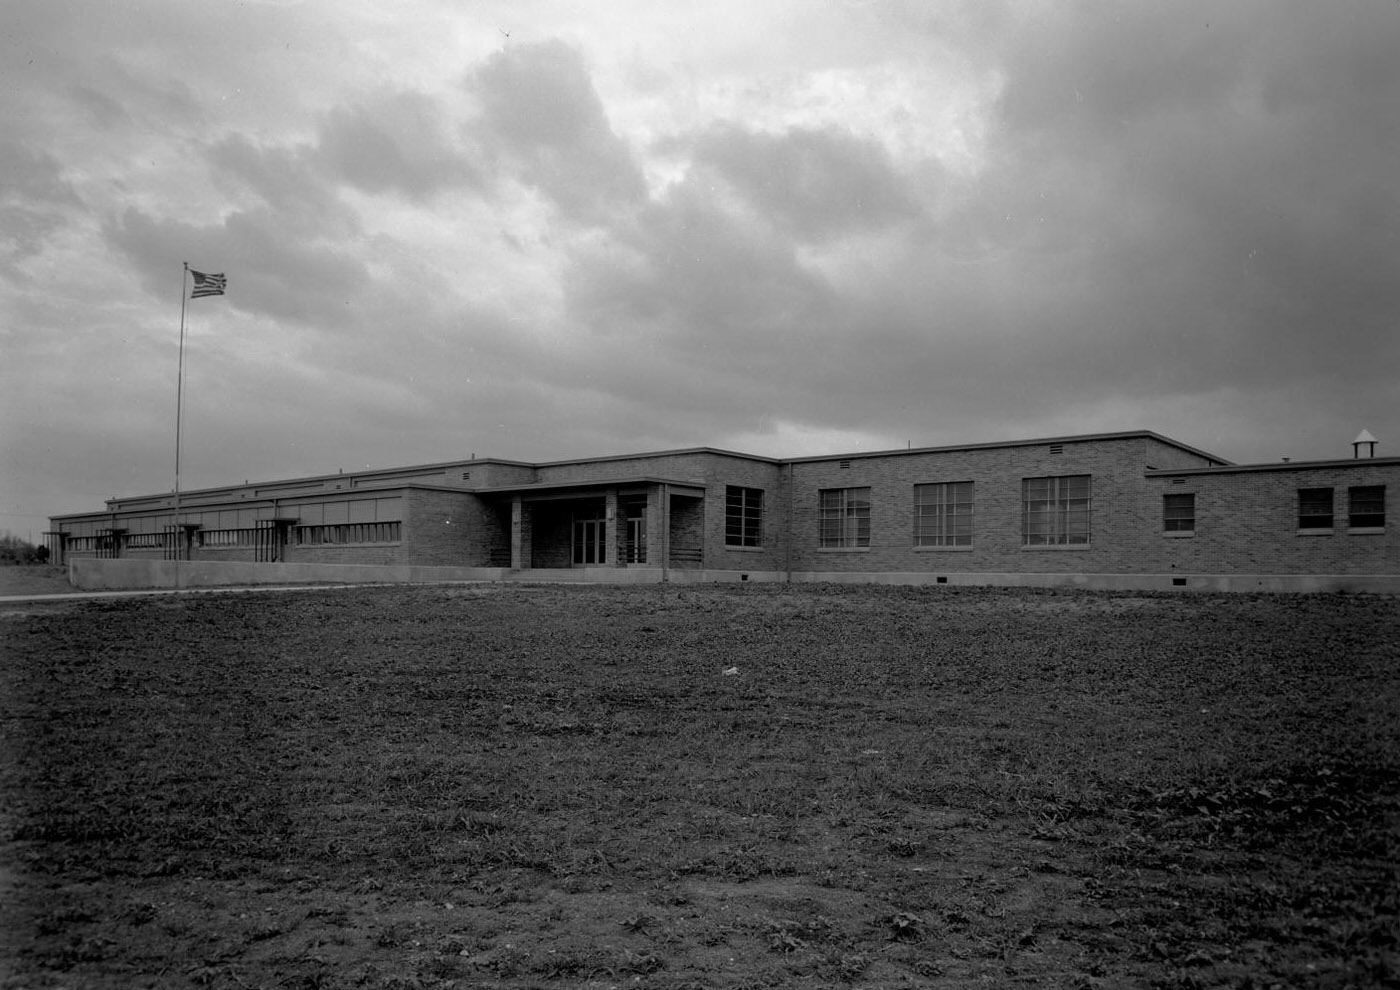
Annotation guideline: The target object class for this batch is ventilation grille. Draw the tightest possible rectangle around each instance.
[839,460,851,469]
[1048,444,1064,455]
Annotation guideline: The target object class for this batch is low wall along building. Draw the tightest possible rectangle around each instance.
[48,430,1399,592]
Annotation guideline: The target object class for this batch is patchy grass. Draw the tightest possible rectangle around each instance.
[1,583,1397,988]
[0,565,71,597]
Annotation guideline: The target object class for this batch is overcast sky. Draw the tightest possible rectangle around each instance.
[3,1,1398,535]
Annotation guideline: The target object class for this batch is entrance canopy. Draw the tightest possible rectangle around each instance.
[472,476,706,570]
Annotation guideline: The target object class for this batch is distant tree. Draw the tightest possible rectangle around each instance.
[0,531,47,565]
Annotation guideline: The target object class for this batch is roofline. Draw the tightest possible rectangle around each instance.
[121,455,539,503]
[52,431,1231,521]
[529,446,783,467]
[1147,456,1400,477]
[784,430,1231,466]
[472,476,706,495]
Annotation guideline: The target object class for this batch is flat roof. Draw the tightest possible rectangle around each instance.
[55,429,1232,522]
[784,430,1231,466]
[471,476,706,496]
[1147,456,1400,477]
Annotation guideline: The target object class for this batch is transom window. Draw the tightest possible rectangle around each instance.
[725,486,763,547]
[914,482,973,546]
[1349,486,1385,529]
[1023,475,1091,546]
[819,487,871,548]
[1163,493,1195,532]
[1297,488,1333,530]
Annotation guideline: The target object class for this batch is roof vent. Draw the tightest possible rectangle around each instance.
[1353,429,1378,459]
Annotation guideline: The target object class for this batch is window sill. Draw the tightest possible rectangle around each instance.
[1347,527,1386,536]
[723,544,765,552]
[1020,544,1092,551]
[817,546,870,552]
[913,544,974,552]
[1295,529,1333,536]
[1162,530,1195,538]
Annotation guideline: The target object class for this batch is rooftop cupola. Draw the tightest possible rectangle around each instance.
[1352,429,1378,459]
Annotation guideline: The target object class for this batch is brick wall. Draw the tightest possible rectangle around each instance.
[785,437,1218,574]
[1145,464,1398,574]
[528,502,579,569]
[401,489,503,566]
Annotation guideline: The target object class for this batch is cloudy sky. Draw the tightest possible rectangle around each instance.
[3,1,1398,534]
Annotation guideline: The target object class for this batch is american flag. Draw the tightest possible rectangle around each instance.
[189,270,226,298]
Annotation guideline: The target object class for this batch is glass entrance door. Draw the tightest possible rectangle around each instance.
[572,516,606,565]
[625,515,646,563]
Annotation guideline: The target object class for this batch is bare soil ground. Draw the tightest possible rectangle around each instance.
[1,583,1397,989]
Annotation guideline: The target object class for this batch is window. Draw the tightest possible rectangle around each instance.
[1023,475,1091,545]
[296,522,401,545]
[914,482,973,546]
[819,487,871,548]
[1297,488,1333,530]
[1349,486,1385,529]
[725,486,763,547]
[1163,493,1195,532]
[201,528,257,547]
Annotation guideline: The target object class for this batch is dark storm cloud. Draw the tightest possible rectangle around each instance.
[469,40,647,222]
[975,0,1400,399]
[209,134,359,237]
[316,90,480,200]
[0,140,82,268]
[105,207,370,327]
[685,123,923,240]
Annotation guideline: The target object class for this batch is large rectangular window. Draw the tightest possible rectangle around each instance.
[1297,488,1333,530]
[1349,486,1385,529]
[200,528,258,548]
[1163,493,1195,532]
[819,487,871,548]
[725,486,763,547]
[914,482,973,546]
[295,522,401,545]
[1023,475,1091,546]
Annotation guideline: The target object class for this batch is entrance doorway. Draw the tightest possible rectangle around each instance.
[622,495,648,563]
[572,514,606,565]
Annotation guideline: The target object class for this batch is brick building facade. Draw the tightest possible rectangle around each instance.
[48,430,1398,590]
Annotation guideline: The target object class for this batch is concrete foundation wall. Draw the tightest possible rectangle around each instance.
[70,558,506,591]
[67,558,1400,594]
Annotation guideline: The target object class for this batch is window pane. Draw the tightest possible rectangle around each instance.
[1298,488,1333,528]
[1349,485,1385,528]
[1023,475,1091,545]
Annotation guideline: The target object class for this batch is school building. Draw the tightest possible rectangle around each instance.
[47,429,1398,592]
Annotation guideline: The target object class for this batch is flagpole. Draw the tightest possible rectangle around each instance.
[175,262,189,563]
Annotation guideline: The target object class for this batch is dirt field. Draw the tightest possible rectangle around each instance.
[2,583,1397,989]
